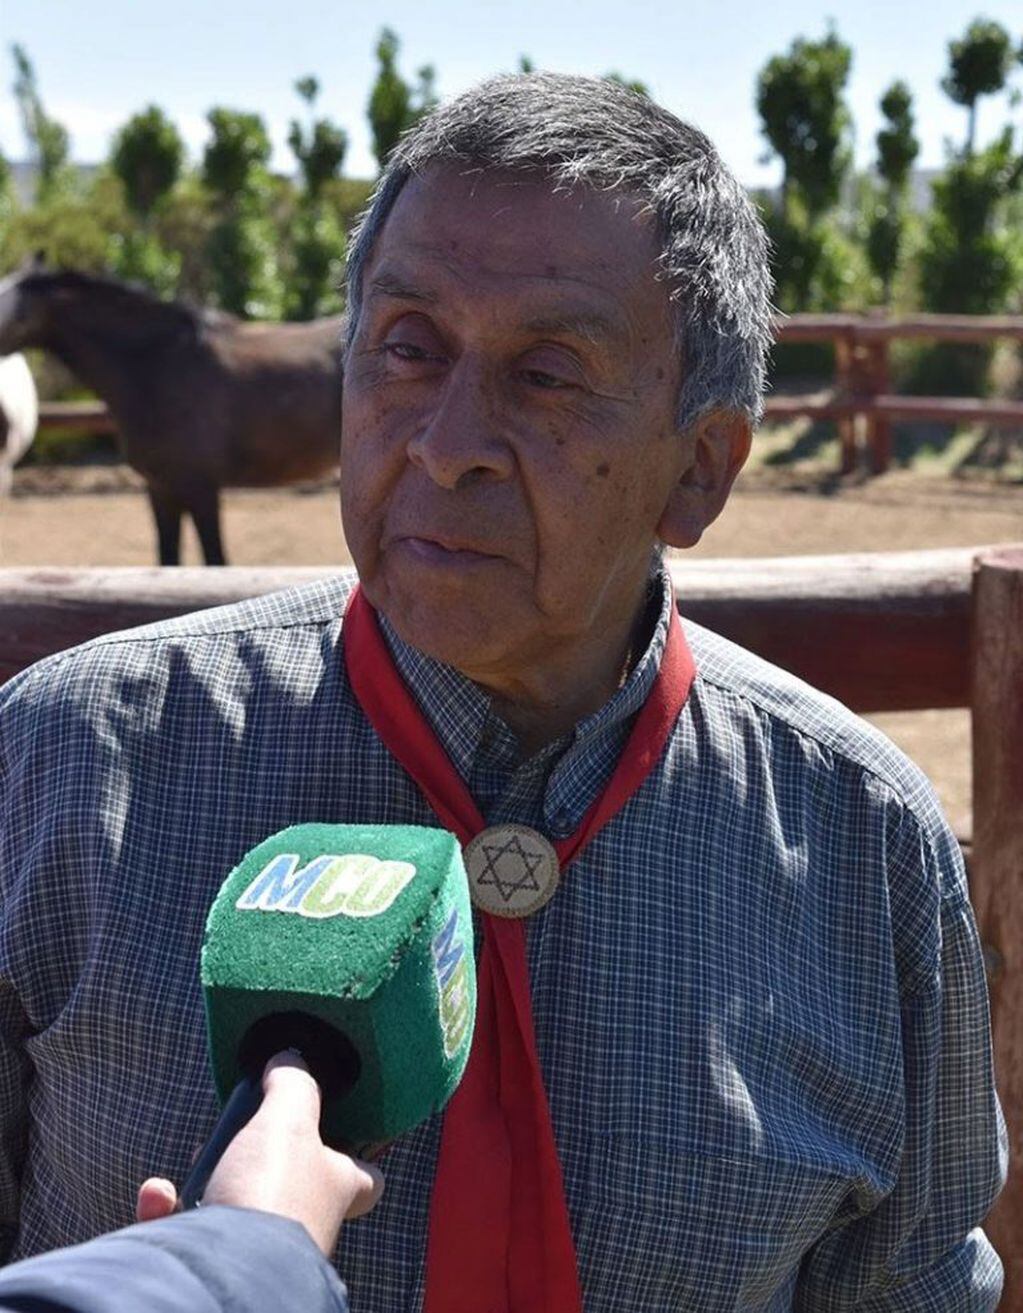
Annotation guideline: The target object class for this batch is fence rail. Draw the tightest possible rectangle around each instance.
[773,311,1023,476]
[0,550,979,709]
[37,400,117,434]
[2,547,1023,1300]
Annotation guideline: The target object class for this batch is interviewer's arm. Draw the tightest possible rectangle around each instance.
[0,1054,381,1312]
[137,1052,383,1253]
[0,1206,350,1313]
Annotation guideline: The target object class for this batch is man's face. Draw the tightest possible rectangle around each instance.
[340,166,695,685]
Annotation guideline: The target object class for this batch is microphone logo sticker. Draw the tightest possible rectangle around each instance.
[431,906,471,1058]
[235,852,416,919]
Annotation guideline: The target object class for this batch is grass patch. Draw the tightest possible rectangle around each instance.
[750,418,840,474]
[755,415,1022,483]
[891,425,979,474]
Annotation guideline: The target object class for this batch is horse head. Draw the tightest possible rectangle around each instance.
[0,256,53,354]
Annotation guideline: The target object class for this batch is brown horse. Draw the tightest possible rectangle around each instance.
[0,263,343,564]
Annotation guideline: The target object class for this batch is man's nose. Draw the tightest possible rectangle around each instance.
[405,358,514,490]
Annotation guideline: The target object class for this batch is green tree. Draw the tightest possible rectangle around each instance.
[285,205,344,320]
[368,29,410,170]
[288,76,348,201]
[151,172,217,304]
[919,128,1023,313]
[865,81,920,302]
[285,77,347,320]
[941,18,1015,155]
[201,108,283,318]
[756,27,853,218]
[295,75,318,106]
[203,107,272,197]
[367,29,437,171]
[10,44,70,204]
[1,168,128,276]
[756,28,856,317]
[876,81,919,193]
[914,128,1023,392]
[107,105,186,295]
[111,105,184,219]
[759,198,866,315]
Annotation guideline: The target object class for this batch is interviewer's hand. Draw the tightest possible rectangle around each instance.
[136,1052,383,1256]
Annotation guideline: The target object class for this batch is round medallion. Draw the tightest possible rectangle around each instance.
[464,824,561,919]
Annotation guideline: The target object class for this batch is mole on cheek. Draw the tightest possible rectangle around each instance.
[595,462,610,478]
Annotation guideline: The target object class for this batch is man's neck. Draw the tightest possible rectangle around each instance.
[475,585,658,758]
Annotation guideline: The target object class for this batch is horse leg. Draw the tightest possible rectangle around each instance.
[147,484,183,566]
[188,484,227,566]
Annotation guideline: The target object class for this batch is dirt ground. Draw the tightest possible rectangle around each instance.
[3,463,1022,839]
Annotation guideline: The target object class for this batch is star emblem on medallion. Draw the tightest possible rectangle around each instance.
[464,824,560,918]
[474,832,545,904]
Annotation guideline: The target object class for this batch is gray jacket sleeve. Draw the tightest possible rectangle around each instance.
[0,1207,350,1313]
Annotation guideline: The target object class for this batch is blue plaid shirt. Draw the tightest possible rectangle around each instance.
[0,570,1004,1310]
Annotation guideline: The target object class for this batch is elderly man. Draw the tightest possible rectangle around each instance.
[0,73,1004,1311]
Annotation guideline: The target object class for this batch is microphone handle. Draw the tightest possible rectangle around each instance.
[179,1073,263,1210]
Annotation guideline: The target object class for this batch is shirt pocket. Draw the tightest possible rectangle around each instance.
[564,1131,851,1312]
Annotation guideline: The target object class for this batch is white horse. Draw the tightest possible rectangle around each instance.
[0,353,38,495]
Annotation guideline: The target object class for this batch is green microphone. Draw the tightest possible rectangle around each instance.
[180,822,476,1207]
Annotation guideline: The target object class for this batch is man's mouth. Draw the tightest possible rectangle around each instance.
[396,530,504,556]
[394,534,504,565]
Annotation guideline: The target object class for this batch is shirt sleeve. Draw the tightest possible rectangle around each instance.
[0,675,36,1264]
[0,982,29,1267]
[0,1207,350,1313]
[795,810,1007,1310]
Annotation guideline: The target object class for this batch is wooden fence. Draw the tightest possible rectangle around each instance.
[35,312,1023,479]
[1,547,1023,1302]
[772,312,1023,475]
[36,400,117,434]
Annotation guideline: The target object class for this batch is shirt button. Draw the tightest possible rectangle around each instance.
[547,810,573,839]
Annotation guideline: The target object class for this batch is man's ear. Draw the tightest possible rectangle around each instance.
[657,409,752,550]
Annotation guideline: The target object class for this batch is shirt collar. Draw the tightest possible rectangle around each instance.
[377,566,674,792]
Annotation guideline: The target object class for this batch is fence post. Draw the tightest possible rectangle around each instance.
[866,339,892,474]
[969,547,1023,1306]
[833,331,858,475]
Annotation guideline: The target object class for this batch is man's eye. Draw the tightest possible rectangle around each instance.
[386,342,436,362]
[521,368,571,390]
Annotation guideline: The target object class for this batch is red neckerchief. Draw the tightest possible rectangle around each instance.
[343,585,695,1312]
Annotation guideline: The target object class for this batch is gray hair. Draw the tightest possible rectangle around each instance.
[344,72,773,428]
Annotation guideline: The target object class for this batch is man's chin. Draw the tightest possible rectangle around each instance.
[370,577,514,676]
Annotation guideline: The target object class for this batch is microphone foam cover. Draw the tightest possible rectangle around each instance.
[200,822,476,1150]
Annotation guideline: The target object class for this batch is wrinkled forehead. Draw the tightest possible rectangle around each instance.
[363,164,669,323]
[402,160,649,231]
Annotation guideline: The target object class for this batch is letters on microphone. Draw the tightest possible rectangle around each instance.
[236,852,417,919]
